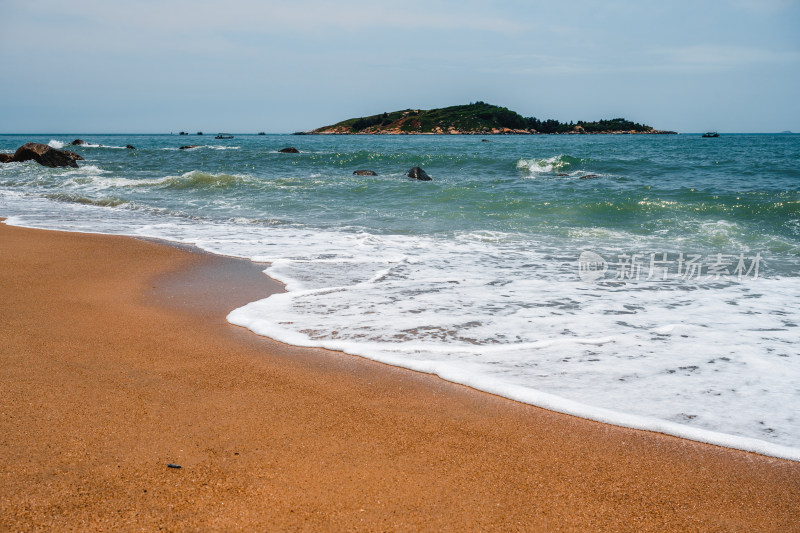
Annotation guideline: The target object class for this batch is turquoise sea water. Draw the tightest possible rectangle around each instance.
[2,133,799,459]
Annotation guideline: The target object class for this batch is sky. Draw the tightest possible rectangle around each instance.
[1,0,798,133]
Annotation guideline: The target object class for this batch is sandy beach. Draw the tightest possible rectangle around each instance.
[1,222,798,531]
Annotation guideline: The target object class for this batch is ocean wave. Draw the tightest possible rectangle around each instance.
[47,140,131,150]
[44,193,128,207]
[159,170,252,190]
[59,171,256,192]
[516,154,583,175]
[225,236,800,461]
[85,144,129,149]
[61,164,108,176]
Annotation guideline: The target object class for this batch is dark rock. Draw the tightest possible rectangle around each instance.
[279,147,299,153]
[578,174,599,180]
[64,151,84,162]
[481,139,492,142]
[125,145,136,150]
[0,153,14,163]
[556,173,568,176]
[179,145,199,150]
[12,143,79,168]
[71,139,86,146]
[353,170,377,176]
[167,463,182,469]
[407,166,432,181]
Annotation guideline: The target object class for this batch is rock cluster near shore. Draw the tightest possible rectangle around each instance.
[0,141,436,181]
[1,142,84,168]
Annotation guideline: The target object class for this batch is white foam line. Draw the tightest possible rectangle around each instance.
[227,298,800,462]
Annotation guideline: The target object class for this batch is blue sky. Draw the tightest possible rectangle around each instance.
[1,0,798,133]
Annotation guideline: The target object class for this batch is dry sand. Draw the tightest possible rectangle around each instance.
[1,222,798,531]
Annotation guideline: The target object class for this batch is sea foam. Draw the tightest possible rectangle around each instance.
[516,155,582,175]
[5,199,797,460]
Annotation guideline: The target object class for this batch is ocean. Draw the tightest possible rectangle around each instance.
[2,133,798,460]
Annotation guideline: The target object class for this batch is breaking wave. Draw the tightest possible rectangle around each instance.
[516,155,584,175]
[44,193,128,207]
[159,170,253,190]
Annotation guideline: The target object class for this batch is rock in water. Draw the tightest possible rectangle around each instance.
[279,147,299,153]
[407,166,432,181]
[12,143,80,168]
[0,153,14,163]
[578,174,599,180]
[179,145,199,150]
[125,145,136,150]
[353,169,377,176]
[71,139,86,146]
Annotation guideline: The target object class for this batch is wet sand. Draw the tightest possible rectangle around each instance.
[1,222,798,531]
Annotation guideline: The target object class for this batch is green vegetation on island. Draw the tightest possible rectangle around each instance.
[303,102,674,135]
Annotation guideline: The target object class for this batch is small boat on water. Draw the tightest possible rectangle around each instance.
[215,133,234,139]
[258,132,266,135]
[702,132,719,138]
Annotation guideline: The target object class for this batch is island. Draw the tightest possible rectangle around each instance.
[298,102,676,135]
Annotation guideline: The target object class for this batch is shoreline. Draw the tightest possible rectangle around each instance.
[1,222,799,530]
[8,217,797,461]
